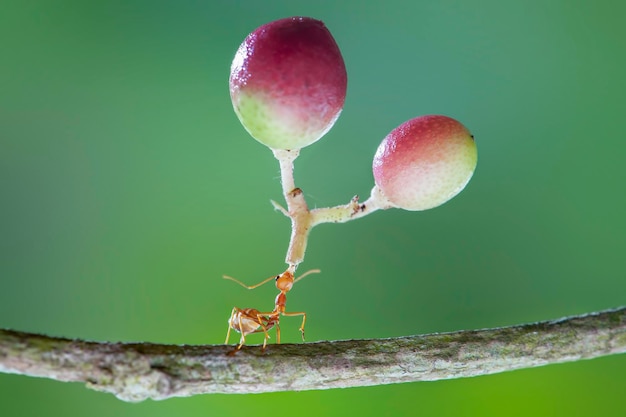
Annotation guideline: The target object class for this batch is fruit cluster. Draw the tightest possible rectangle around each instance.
[229,17,477,269]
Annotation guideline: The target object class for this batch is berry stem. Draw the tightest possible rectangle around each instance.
[272,148,311,269]
[272,149,394,269]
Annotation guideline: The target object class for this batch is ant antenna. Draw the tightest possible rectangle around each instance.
[293,268,321,284]
[223,268,321,289]
[222,274,276,290]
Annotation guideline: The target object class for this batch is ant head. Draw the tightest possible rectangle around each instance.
[275,271,294,292]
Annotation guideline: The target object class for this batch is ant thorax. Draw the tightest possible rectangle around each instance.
[274,292,287,311]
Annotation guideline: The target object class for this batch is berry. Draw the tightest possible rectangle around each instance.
[230,17,347,150]
[372,115,477,211]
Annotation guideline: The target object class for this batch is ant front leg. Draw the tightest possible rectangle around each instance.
[282,311,307,341]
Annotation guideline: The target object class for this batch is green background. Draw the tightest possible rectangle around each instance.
[2,0,625,416]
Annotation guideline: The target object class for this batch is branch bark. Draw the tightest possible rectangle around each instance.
[1,307,624,402]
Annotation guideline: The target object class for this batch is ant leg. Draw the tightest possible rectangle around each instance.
[225,307,237,344]
[236,313,246,350]
[282,311,307,341]
[254,313,271,350]
[276,322,281,344]
[237,334,246,350]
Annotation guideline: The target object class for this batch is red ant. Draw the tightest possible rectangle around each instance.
[223,268,320,351]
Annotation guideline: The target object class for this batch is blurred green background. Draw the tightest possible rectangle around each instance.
[2,0,625,416]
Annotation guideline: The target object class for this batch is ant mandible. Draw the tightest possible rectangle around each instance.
[223,268,320,351]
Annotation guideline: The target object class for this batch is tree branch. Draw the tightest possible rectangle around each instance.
[1,306,624,402]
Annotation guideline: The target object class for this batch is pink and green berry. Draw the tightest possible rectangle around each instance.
[230,17,347,150]
[373,115,477,211]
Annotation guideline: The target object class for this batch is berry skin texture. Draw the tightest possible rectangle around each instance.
[372,115,477,211]
[230,17,347,150]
